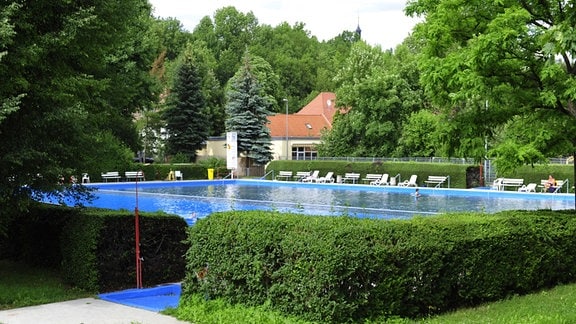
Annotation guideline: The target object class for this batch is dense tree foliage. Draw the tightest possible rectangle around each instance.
[187,7,358,115]
[208,6,259,86]
[318,41,425,157]
[163,52,209,162]
[406,0,576,170]
[397,110,442,157]
[149,17,190,62]
[0,0,158,230]
[225,54,273,166]
[6,0,574,233]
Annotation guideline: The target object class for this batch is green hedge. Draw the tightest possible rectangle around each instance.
[267,160,575,189]
[101,163,207,182]
[183,209,576,322]
[2,204,189,292]
[510,164,574,188]
[266,160,471,188]
[94,163,228,182]
[0,203,75,267]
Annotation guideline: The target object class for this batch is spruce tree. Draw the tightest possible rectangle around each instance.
[225,56,273,167]
[163,57,208,162]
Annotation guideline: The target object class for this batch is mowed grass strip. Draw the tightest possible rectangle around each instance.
[416,283,576,324]
[0,260,92,310]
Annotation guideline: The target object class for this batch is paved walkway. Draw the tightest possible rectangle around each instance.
[0,298,189,324]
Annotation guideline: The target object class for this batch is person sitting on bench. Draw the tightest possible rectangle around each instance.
[545,174,556,192]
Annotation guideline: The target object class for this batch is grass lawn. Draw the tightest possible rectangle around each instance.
[0,259,93,310]
[2,258,576,323]
[413,283,576,323]
[168,284,576,324]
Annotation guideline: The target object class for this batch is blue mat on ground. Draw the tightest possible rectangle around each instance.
[98,283,181,312]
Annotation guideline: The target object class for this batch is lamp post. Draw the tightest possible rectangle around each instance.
[283,98,289,160]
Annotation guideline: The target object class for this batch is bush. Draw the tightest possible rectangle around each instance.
[1,204,189,293]
[266,160,470,188]
[182,209,576,322]
[61,209,189,292]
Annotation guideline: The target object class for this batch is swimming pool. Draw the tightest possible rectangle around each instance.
[81,179,573,225]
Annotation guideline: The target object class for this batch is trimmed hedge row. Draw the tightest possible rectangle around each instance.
[513,164,574,188]
[266,160,472,188]
[266,160,575,189]
[1,203,189,292]
[183,209,576,322]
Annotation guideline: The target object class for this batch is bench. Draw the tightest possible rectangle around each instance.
[424,175,449,188]
[538,179,549,192]
[361,174,382,184]
[492,178,524,191]
[343,172,360,184]
[293,171,311,181]
[539,179,566,193]
[125,171,145,181]
[276,171,293,181]
[101,171,121,182]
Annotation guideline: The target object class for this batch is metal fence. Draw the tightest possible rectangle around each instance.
[313,156,573,165]
[298,156,573,185]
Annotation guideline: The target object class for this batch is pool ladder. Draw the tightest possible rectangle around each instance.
[261,170,275,180]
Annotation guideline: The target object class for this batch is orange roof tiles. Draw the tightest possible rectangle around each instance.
[267,92,339,138]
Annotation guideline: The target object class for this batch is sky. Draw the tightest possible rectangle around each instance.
[148,0,421,50]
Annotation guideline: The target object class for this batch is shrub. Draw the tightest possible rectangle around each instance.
[1,204,189,293]
[266,160,470,188]
[182,209,576,322]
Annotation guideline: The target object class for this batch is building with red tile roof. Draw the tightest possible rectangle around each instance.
[197,92,339,162]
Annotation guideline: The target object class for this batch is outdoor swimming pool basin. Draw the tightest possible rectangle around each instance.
[79,179,574,225]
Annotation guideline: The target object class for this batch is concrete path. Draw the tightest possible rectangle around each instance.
[0,298,189,324]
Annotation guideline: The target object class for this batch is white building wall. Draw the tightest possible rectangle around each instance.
[197,137,320,161]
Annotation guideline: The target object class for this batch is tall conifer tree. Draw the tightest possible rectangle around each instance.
[225,55,273,167]
[164,56,208,162]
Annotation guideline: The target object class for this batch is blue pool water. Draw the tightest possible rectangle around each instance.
[81,179,573,225]
[99,283,181,311]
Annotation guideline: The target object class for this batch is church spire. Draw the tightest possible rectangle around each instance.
[355,14,362,39]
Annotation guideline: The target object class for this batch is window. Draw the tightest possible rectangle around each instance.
[292,146,317,160]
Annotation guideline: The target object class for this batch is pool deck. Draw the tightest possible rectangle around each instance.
[90,178,574,196]
[0,297,187,324]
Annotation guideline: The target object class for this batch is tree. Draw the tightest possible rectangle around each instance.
[163,52,208,162]
[396,110,443,157]
[0,0,157,230]
[211,6,259,85]
[251,21,320,110]
[405,0,576,167]
[185,40,225,137]
[149,17,190,61]
[318,41,424,157]
[225,54,273,166]
[0,3,21,126]
[226,53,281,114]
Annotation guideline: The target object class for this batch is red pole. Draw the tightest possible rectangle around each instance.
[135,171,142,288]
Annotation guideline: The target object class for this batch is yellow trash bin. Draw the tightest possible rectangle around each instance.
[207,168,214,180]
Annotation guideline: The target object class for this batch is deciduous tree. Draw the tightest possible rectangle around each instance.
[406,0,576,168]
[319,41,424,157]
[0,0,157,229]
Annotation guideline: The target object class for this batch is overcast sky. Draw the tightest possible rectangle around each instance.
[148,0,421,50]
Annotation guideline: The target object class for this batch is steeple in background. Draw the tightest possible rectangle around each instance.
[355,13,362,39]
